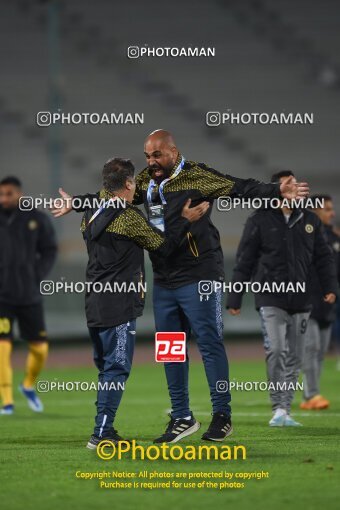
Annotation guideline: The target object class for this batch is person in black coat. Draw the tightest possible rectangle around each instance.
[227,171,337,427]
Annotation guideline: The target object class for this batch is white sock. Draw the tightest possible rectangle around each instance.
[273,408,287,418]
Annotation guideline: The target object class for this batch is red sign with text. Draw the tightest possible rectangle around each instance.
[155,332,186,362]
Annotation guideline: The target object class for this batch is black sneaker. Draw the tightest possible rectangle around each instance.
[153,412,201,444]
[201,412,233,441]
[86,428,129,450]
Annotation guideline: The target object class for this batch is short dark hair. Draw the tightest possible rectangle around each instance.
[0,176,22,188]
[309,194,332,208]
[271,170,295,183]
[102,158,135,192]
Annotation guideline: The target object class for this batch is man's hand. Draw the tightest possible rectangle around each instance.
[324,293,336,304]
[228,308,241,316]
[50,188,73,217]
[280,176,309,200]
[181,199,210,223]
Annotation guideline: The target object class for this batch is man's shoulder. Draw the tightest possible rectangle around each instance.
[122,203,145,218]
[246,209,268,224]
[183,160,219,175]
[302,208,320,225]
[106,204,146,233]
[0,207,43,222]
[11,208,54,236]
[22,208,52,226]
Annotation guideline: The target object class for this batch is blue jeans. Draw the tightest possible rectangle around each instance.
[89,320,136,437]
[153,283,231,418]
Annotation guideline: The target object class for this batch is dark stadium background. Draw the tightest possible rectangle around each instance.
[1,0,340,341]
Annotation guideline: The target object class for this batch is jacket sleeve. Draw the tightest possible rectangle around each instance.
[226,214,262,309]
[196,164,281,200]
[226,175,281,200]
[313,220,339,296]
[110,208,191,256]
[72,175,145,210]
[36,213,58,279]
[335,234,340,287]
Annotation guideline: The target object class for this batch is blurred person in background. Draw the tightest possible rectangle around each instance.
[227,171,337,427]
[300,195,340,409]
[332,221,340,370]
[0,176,57,415]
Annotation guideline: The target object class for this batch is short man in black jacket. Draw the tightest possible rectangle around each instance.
[301,195,340,410]
[0,177,57,415]
[64,158,209,449]
[52,130,309,442]
[227,171,337,426]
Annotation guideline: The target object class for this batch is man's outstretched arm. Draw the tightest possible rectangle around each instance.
[195,163,309,201]
[51,175,145,217]
[104,199,210,256]
[50,188,90,217]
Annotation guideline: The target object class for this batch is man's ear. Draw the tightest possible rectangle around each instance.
[126,177,135,190]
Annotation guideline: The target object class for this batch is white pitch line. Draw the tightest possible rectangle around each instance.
[12,401,340,417]
[193,411,340,417]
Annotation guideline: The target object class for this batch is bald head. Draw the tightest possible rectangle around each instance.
[145,129,177,148]
[144,129,179,181]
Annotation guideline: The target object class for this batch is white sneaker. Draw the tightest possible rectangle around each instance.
[284,415,302,427]
[19,384,43,412]
[269,408,287,427]
[0,405,14,415]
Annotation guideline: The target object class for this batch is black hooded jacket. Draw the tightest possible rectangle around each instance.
[81,191,191,327]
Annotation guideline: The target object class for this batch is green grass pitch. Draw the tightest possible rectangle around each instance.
[0,357,339,510]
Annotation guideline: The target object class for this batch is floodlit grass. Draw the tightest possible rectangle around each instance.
[0,359,339,510]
